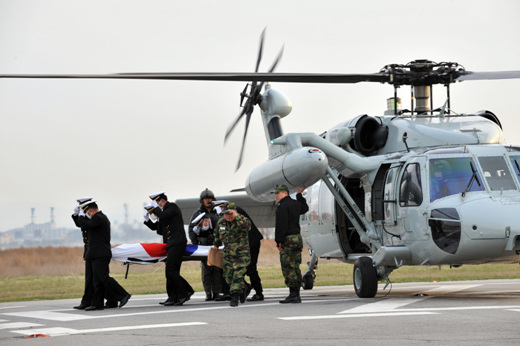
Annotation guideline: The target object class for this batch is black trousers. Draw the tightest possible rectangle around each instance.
[80,259,94,306]
[91,257,128,308]
[166,243,193,301]
[246,241,263,294]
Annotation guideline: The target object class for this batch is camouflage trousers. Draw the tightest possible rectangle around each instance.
[223,251,250,295]
[280,234,303,288]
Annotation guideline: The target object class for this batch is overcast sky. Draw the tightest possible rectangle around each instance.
[1,0,519,231]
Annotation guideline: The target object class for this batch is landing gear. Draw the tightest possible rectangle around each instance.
[302,250,318,290]
[353,256,378,298]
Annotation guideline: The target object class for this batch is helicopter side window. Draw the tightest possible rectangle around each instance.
[399,163,423,207]
[429,157,485,202]
[478,156,517,191]
[510,155,520,184]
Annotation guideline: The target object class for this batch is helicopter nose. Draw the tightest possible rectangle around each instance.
[459,197,519,240]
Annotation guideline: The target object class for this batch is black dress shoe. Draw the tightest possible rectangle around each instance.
[104,303,118,308]
[85,306,103,311]
[119,294,131,308]
[73,304,88,310]
[247,293,264,302]
[163,300,176,306]
[159,299,171,305]
[174,294,192,306]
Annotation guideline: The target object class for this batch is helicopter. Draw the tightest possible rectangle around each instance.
[2,34,520,298]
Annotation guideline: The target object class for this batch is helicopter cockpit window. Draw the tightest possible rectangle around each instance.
[429,157,485,202]
[399,163,423,207]
[478,156,517,191]
[510,155,520,184]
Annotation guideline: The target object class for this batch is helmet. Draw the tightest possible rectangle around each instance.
[199,188,215,204]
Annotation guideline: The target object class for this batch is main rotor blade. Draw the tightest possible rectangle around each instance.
[456,70,520,81]
[0,72,390,84]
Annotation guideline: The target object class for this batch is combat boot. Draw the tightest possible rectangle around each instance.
[230,294,239,307]
[279,287,300,304]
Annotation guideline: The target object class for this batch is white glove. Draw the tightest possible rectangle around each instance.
[73,205,80,216]
[79,208,85,217]
[150,214,158,222]
[201,218,211,231]
[144,212,150,222]
[193,225,200,235]
[151,200,159,208]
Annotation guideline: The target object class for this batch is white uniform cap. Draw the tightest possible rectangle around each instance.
[76,197,92,205]
[80,200,97,212]
[149,191,166,200]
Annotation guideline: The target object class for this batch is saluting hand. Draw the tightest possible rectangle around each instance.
[296,187,306,194]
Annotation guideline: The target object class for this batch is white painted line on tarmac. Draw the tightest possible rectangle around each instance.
[4,311,97,321]
[11,322,207,337]
[279,311,438,320]
[0,322,44,329]
[0,306,25,310]
[339,297,429,314]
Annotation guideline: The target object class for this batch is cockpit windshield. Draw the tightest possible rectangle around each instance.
[429,157,485,202]
[478,156,517,191]
[510,155,520,184]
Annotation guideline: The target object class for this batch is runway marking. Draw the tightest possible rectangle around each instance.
[3,299,351,322]
[0,306,25,310]
[4,311,98,321]
[0,322,44,329]
[339,297,429,314]
[279,311,438,320]
[338,284,481,314]
[11,322,207,337]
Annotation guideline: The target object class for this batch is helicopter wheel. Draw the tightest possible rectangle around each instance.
[353,257,378,298]
[302,272,315,290]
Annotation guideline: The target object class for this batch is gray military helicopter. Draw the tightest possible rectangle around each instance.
[3,34,520,298]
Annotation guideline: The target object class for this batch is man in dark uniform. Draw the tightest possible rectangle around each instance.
[236,206,264,302]
[74,201,131,311]
[71,197,94,310]
[188,188,222,301]
[274,184,308,304]
[213,202,251,307]
[146,191,194,306]
[143,202,169,305]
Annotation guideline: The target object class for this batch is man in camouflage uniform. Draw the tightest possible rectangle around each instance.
[213,202,251,307]
[274,184,309,304]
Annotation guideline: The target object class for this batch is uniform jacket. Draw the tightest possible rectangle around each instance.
[71,214,89,259]
[74,211,112,260]
[144,218,167,244]
[149,201,187,248]
[214,214,251,257]
[275,193,309,245]
[188,206,220,245]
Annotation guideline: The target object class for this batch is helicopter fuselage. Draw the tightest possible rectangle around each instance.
[300,142,520,268]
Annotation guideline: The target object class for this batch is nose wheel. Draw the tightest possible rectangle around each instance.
[353,256,378,298]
